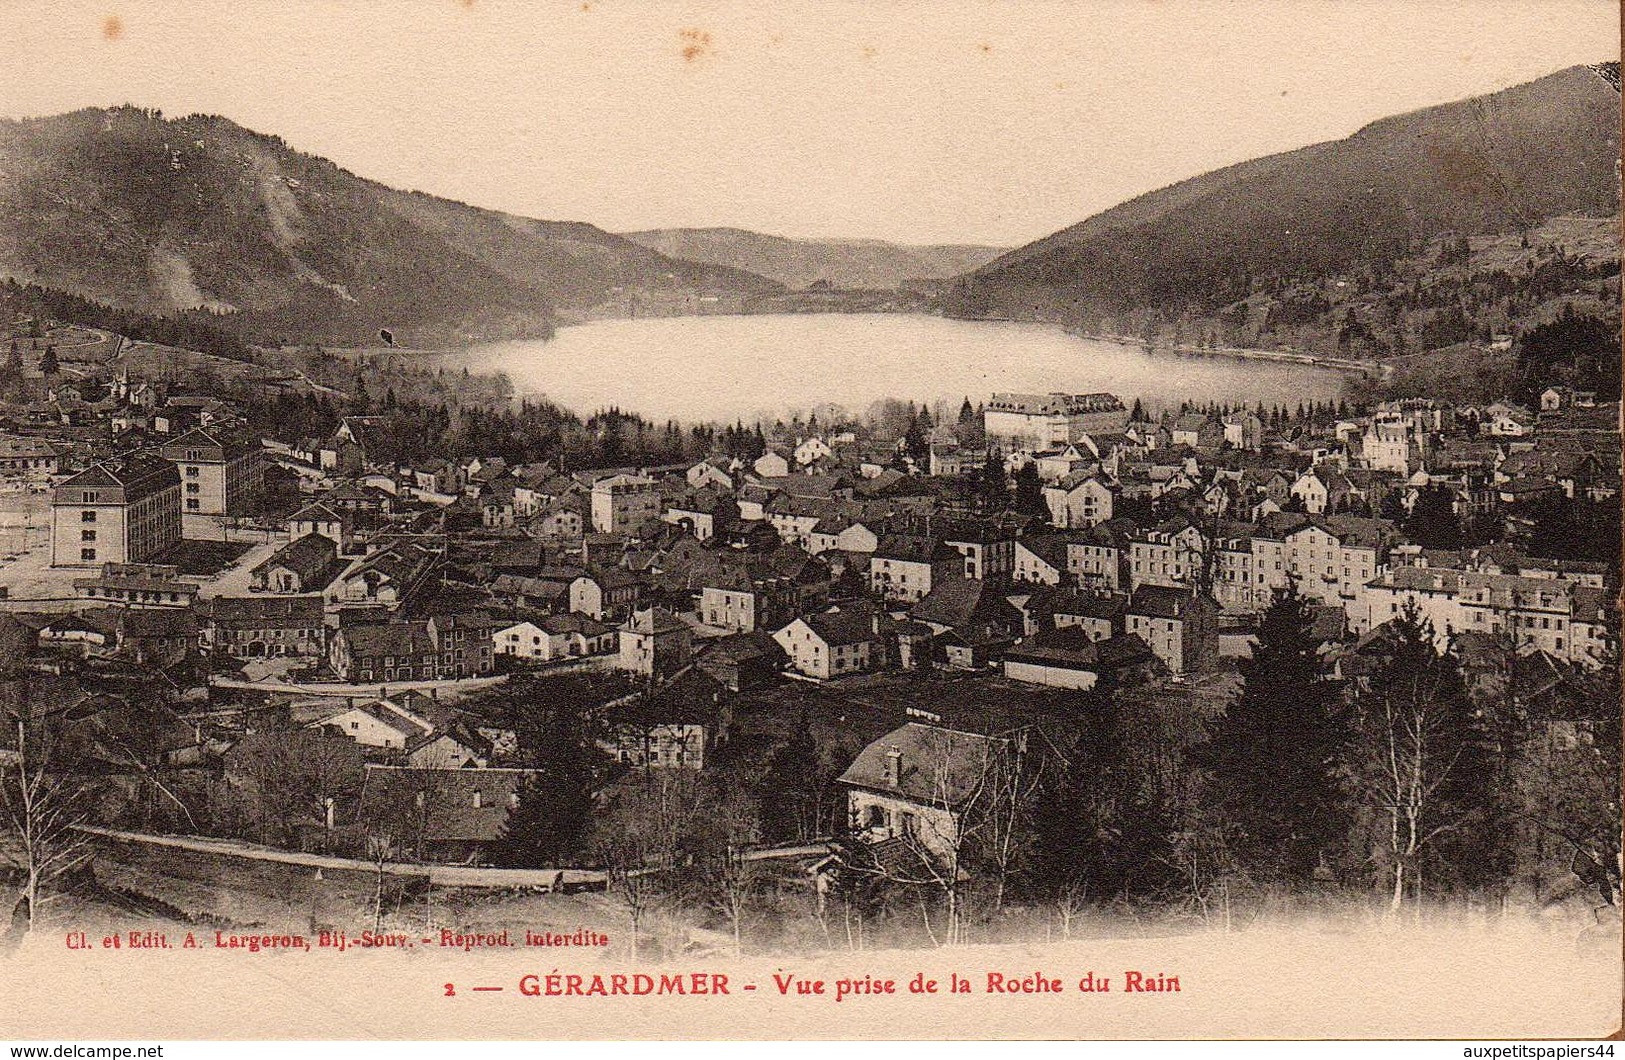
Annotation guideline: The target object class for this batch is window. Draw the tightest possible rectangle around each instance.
[81,510,96,523]
[81,529,95,542]
[186,499,199,511]
[80,547,96,562]
[186,482,200,494]
[471,791,483,808]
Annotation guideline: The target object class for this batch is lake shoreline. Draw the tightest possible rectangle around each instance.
[372,312,1357,424]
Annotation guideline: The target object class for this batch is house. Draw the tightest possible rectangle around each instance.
[1125,586,1220,675]
[570,567,644,621]
[310,697,436,751]
[327,540,442,610]
[752,451,791,478]
[1067,519,1132,591]
[794,436,834,467]
[251,534,340,594]
[590,473,660,534]
[697,548,831,633]
[1003,629,1157,690]
[869,535,961,603]
[493,612,615,662]
[1289,468,1356,514]
[357,765,532,863]
[605,667,732,770]
[1013,535,1067,585]
[198,596,326,661]
[617,607,693,676]
[0,435,61,477]
[772,609,877,680]
[328,613,497,683]
[1042,473,1114,529]
[1044,589,1127,642]
[288,501,352,551]
[1170,414,1224,450]
[694,631,786,691]
[686,458,735,491]
[1128,517,1208,590]
[908,576,1023,639]
[1222,410,1263,451]
[73,562,198,608]
[837,722,1010,864]
[662,489,738,542]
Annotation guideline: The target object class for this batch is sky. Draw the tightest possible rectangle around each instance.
[0,0,1616,246]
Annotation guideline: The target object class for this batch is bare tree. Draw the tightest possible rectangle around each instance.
[0,719,94,935]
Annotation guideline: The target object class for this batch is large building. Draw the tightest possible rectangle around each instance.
[158,427,265,516]
[51,455,181,567]
[589,473,660,534]
[984,393,1129,453]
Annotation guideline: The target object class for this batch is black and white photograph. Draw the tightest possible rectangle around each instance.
[0,0,1619,1045]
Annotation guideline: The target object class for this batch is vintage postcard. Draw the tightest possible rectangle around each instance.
[0,0,1620,1044]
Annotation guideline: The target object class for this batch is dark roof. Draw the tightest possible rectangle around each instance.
[803,609,876,646]
[253,533,337,580]
[837,722,1006,809]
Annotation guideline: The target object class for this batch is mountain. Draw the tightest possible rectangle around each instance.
[619,227,1006,291]
[0,107,779,345]
[943,63,1622,350]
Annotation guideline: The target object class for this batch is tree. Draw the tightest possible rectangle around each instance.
[0,717,94,936]
[755,716,825,844]
[1403,485,1463,550]
[490,691,613,868]
[1347,601,1482,909]
[1197,583,1350,886]
[1012,461,1047,520]
[38,345,57,376]
[977,453,1009,513]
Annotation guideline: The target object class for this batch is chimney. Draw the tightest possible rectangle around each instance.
[882,747,902,788]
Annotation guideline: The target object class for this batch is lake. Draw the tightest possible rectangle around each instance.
[437,313,1350,424]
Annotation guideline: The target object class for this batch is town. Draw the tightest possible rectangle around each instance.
[0,315,1618,954]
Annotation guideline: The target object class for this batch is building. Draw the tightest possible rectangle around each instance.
[0,435,61,477]
[1042,473,1114,529]
[589,473,660,534]
[1125,586,1220,675]
[198,596,326,660]
[1067,521,1132,591]
[328,613,497,683]
[73,562,198,608]
[51,455,181,567]
[493,613,616,663]
[617,607,693,676]
[1351,566,1615,668]
[837,722,1008,864]
[984,393,1129,453]
[250,533,339,594]
[158,427,265,516]
[772,610,877,680]
[869,535,962,603]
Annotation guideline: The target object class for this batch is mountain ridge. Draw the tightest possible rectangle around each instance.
[946,63,1621,343]
[0,106,780,346]
[619,226,1006,291]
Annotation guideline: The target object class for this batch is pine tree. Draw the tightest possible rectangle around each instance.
[1198,582,1350,884]
[1013,461,1047,519]
[978,452,1009,513]
[491,702,611,868]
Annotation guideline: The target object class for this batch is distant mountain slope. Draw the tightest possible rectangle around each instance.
[944,64,1621,329]
[0,107,778,345]
[620,227,1006,290]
